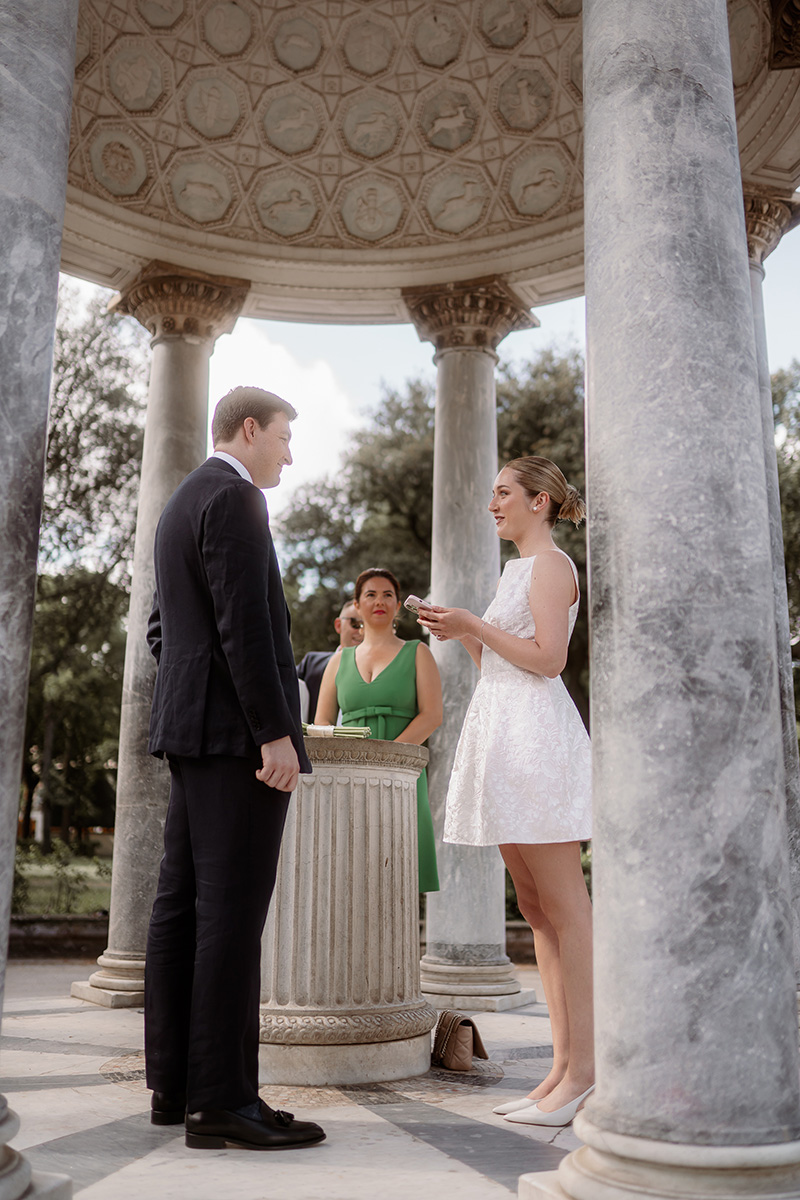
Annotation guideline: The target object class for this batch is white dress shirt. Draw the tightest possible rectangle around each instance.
[212,450,252,484]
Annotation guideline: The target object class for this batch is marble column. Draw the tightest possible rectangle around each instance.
[0,2,77,1196]
[72,263,248,1008]
[403,278,538,1011]
[260,738,436,1085]
[744,189,800,981]
[524,1,800,1197]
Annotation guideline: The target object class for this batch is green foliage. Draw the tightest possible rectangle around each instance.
[278,346,589,717]
[774,360,800,717]
[20,283,148,850]
[13,840,111,915]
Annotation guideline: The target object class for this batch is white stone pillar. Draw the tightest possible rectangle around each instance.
[259,738,437,1085]
[744,190,800,981]
[523,1,800,1197]
[403,279,537,1011]
[0,2,77,1196]
[72,263,248,1007]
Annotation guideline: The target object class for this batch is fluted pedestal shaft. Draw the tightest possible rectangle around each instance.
[524,1,800,1197]
[404,278,537,1011]
[0,2,77,1195]
[259,738,436,1085]
[72,263,248,1008]
[744,191,800,981]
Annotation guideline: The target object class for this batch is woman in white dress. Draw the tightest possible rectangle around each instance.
[417,456,593,1128]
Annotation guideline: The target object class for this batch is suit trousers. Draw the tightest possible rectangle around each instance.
[144,753,289,1112]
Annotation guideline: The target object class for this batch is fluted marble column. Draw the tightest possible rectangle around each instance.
[72,263,248,1007]
[743,189,800,981]
[403,278,537,1011]
[524,1,800,1197]
[260,738,436,1085]
[0,2,77,1196]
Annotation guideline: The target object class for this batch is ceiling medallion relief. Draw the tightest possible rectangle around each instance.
[340,92,402,159]
[87,125,153,200]
[727,0,766,88]
[543,0,582,18]
[181,71,245,140]
[260,87,323,156]
[106,38,169,114]
[75,12,98,77]
[504,142,572,218]
[495,62,555,132]
[336,174,406,242]
[271,15,324,72]
[561,26,583,104]
[341,15,398,78]
[252,168,321,238]
[167,155,240,225]
[419,85,481,151]
[200,0,256,59]
[411,8,465,69]
[479,0,530,50]
[136,0,186,30]
[422,165,492,235]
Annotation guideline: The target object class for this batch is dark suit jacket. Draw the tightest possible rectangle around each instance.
[146,457,311,772]
[296,650,334,722]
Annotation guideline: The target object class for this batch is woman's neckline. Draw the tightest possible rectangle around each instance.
[352,637,414,685]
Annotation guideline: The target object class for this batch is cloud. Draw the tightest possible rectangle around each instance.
[209,319,360,515]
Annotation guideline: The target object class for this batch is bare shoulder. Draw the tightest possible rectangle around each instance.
[415,639,436,665]
[530,549,576,597]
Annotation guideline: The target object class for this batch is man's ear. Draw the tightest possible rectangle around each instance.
[334,617,342,634]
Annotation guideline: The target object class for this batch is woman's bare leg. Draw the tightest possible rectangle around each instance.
[515,840,594,1112]
[500,844,569,1102]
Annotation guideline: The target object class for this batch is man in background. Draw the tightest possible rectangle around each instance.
[297,598,362,721]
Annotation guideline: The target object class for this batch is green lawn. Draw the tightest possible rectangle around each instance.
[14,855,111,915]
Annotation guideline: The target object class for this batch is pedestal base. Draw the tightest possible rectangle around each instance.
[70,981,143,1008]
[20,1173,72,1200]
[422,988,537,1012]
[519,1170,564,1199]
[546,1115,800,1200]
[71,951,145,1008]
[259,1032,432,1086]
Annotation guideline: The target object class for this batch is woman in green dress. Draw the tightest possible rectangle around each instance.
[315,567,441,892]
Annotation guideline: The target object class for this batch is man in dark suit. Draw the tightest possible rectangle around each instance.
[144,386,324,1151]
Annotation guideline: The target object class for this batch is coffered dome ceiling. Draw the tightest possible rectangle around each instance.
[63,0,800,321]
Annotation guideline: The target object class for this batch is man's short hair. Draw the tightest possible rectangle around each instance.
[211,386,297,446]
[338,597,357,617]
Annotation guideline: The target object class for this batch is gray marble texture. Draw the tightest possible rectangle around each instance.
[0,3,79,1196]
[422,347,512,983]
[581,0,800,1148]
[750,257,800,982]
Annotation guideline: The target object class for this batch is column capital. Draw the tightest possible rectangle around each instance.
[110,260,250,343]
[743,188,800,265]
[402,276,537,353]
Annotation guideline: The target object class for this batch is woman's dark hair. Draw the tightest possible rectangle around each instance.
[354,567,401,602]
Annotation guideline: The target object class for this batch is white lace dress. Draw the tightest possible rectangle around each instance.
[444,552,592,846]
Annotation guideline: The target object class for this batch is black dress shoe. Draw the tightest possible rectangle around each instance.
[185,1099,325,1150]
[151,1091,187,1126]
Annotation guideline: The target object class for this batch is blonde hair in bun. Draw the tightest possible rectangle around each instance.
[505,456,586,527]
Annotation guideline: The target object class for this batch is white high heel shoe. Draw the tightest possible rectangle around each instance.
[504,1084,594,1127]
[491,1096,541,1116]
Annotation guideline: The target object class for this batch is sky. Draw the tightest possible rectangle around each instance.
[64,223,799,519]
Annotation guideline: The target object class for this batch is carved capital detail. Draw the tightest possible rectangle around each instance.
[259,1000,438,1046]
[111,260,250,342]
[304,736,428,771]
[743,190,800,264]
[770,0,800,68]
[402,276,537,352]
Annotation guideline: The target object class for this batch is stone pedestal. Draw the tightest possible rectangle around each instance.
[259,738,437,1085]
[524,1,800,1197]
[744,189,800,982]
[72,263,248,1008]
[404,279,537,1012]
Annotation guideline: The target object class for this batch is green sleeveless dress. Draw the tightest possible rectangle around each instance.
[335,640,440,893]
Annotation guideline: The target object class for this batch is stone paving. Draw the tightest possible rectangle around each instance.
[2,960,580,1199]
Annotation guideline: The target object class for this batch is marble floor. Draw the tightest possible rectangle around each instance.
[2,960,579,1199]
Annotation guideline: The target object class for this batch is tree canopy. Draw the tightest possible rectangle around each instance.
[21,284,149,847]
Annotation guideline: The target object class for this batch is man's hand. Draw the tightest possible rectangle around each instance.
[256,736,300,793]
